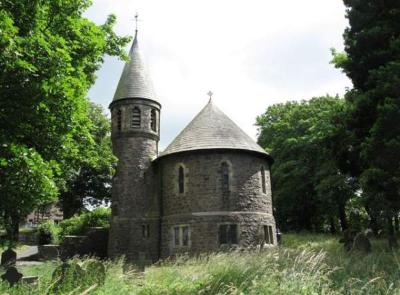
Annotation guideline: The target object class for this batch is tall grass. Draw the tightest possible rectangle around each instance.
[1,234,399,294]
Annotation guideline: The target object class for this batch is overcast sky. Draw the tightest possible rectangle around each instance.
[86,0,352,150]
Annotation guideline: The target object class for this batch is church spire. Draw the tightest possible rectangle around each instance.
[112,15,157,102]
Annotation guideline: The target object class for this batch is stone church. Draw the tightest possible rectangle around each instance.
[108,30,276,263]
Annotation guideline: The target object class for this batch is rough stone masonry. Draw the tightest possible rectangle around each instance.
[107,29,276,264]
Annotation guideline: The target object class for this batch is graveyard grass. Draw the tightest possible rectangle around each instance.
[1,234,400,294]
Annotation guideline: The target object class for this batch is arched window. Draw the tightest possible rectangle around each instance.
[117,109,122,131]
[221,162,230,194]
[178,166,184,193]
[261,166,266,194]
[131,107,141,128]
[150,109,157,132]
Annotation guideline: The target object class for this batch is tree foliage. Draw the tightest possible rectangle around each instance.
[332,0,400,238]
[0,0,129,242]
[256,96,356,232]
[60,102,116,218]
[0,144,58,243]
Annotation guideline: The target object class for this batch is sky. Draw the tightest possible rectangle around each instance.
[86,0,352,150]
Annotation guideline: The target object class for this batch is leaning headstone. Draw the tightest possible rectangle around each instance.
[49,262,85,294]
[1,248,17,266]
[82,260,106,286]
[1,266,23,286]
[352,232,371,253]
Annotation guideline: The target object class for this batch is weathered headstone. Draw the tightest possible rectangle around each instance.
[51,262,84,282]
[352,232,372,253]
[83,260,106,286]
[1,248,17,266]
[365,229,374,239]
[388,235,398,249]
[276,227,282,245]
[340,229,356,251]
[49,262,85,294]
[38,244,59,260]
[1,266,23,286]
[21,276,39,285]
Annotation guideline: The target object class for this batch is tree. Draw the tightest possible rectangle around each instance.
[0,0,130,242]
[0,144,58,243]
[60,103,116,218]
[256,96,356,232]
[332,0,400,244]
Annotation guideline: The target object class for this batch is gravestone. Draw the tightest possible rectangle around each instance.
[49,262,85,294]
[83,260,106,286]
[365,229,374,239]
[340,229,356,251]
[1,266,23,286]
[388,235,398,249]
[21,276,39,285]
[1,248,17,266]
[352,232,371,253]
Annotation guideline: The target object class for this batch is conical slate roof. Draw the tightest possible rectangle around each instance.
[159,101,271,160]
[113,31,157,101]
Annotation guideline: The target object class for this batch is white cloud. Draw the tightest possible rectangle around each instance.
[86,0,352,150]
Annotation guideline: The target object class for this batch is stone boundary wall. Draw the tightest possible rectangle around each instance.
[18,231,38,246]
[38,245,59,260]
[60,227,108,259]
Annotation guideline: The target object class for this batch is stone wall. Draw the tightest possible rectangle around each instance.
[158,150,276,257]
[18,231,38,246]
[38,245,59,260]
[60,227,109,259]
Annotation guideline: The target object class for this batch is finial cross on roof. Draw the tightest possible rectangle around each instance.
[207,90,213,102]
[134,12,141,32]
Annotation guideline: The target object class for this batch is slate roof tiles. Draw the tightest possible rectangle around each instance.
[159,101,271,160]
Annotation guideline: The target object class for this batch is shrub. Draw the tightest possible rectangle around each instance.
[58,207,111,239]
[37,220,60,245]
[80,207,111,229]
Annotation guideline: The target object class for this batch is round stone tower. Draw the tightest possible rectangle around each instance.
[108,30,161,263]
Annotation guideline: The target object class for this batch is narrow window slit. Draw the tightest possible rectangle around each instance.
[150,109,157,131]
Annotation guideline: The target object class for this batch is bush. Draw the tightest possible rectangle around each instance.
[58,207,111,239]
[37,220,60,245]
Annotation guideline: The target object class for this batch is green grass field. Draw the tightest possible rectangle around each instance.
[1,234,399,294]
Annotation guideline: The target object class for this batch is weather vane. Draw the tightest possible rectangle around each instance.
[207,90,213,102]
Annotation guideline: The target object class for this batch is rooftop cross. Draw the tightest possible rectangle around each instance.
[134,12,140,33]
[207,90,213,102]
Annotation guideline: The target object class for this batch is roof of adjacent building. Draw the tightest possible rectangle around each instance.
[113,31,157,101]
[159,100,272,161]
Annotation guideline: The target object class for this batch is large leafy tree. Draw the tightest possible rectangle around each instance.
[0,144,58,243]
[60,102,116,218]
[256,96,356,232]
[332,0,400,243]
[0,0,129,241]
